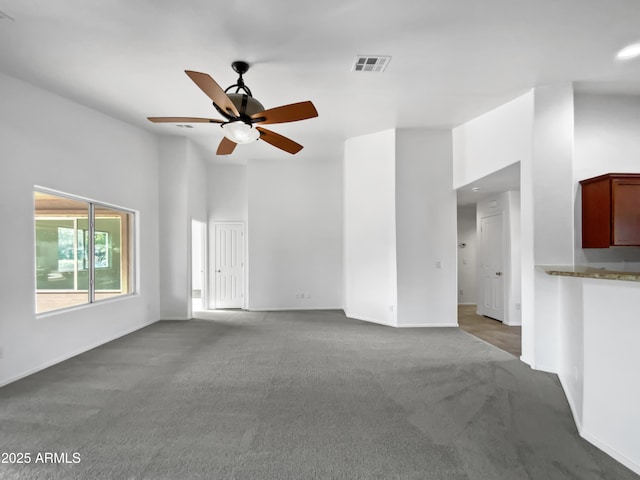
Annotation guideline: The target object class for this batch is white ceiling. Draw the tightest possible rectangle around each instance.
[1,0,640,167]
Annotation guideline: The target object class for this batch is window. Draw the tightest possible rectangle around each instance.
[34,190,135,314]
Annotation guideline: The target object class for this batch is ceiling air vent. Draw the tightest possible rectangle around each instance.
[352,55,391,73]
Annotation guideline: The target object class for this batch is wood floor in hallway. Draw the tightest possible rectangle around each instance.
[458,304,522,357]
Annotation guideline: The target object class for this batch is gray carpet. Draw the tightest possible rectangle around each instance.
[0,310,637,480]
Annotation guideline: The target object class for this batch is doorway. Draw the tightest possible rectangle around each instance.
[191,219,207,311]
[214,222,245,309]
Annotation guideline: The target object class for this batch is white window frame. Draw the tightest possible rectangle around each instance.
[34,187,137,315]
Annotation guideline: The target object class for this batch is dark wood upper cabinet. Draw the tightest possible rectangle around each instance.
[580,173,640,248]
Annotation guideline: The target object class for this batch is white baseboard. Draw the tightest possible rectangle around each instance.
[558,375,640,475]
[558,374,584,431]
[581,427,640,475]
[503,320,522,326]
[0,319,158,388]
[160,316,191,320]
[397,323,459,328]
[343,311,397,327]
[357,317,397,327]
[247,306,342,312]
[519,354,534,367]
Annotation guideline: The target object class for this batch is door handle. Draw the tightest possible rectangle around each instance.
[496,272,502,276]
[216,270,221,273]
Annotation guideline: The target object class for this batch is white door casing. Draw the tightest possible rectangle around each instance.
[214,222,245,309]
[479,213,504,322]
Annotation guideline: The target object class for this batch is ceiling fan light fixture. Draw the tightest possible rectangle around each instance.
[221,121,260,144]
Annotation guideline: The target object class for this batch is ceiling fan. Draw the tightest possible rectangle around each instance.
[148,61,318,155]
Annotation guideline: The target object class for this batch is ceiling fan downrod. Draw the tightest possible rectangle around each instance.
[224,60,253,96]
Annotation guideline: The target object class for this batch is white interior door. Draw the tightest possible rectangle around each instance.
[214,222,244,309]
[479,213,504,321]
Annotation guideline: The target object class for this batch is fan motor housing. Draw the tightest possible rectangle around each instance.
[214,93,265,122]
[229,93,264,116]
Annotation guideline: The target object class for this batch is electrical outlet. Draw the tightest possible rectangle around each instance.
[459,289,464,296]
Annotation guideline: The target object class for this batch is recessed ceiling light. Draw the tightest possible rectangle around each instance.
[471,187,480,192]
[616,43,640,61]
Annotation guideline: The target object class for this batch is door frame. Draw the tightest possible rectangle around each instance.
[213,221,246,309]
[189,218,208,317]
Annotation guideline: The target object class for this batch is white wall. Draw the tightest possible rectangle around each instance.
[0,72,160,387]
[531,85,575,265]
[344,130,398,325]
[507,191,521,325]
[453,91,533,188]
[247,156,343,310]
[208,164,248,222]
[581,279,640,475]
[187,143,208,223]
[528,84,575,371]
[158,137,188,320]
[557,276,640,475]
[573,93,640,270]
[158,137,209,319]
[395,129,457,327]
[558,276,584,429]
[456,205,477,305]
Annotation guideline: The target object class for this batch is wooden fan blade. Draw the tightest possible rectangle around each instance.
[256,127,303,154]
[216,136,237,155]
[185,70,240,117]
[251,101,318,125]
[147,117,223,123]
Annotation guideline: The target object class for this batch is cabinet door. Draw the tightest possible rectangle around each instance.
[612,179,640,246]
[581,178,611,248]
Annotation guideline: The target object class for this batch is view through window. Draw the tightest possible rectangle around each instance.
[34,190,135,314]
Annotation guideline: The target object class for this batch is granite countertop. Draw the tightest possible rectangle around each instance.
[540,265,640,282]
